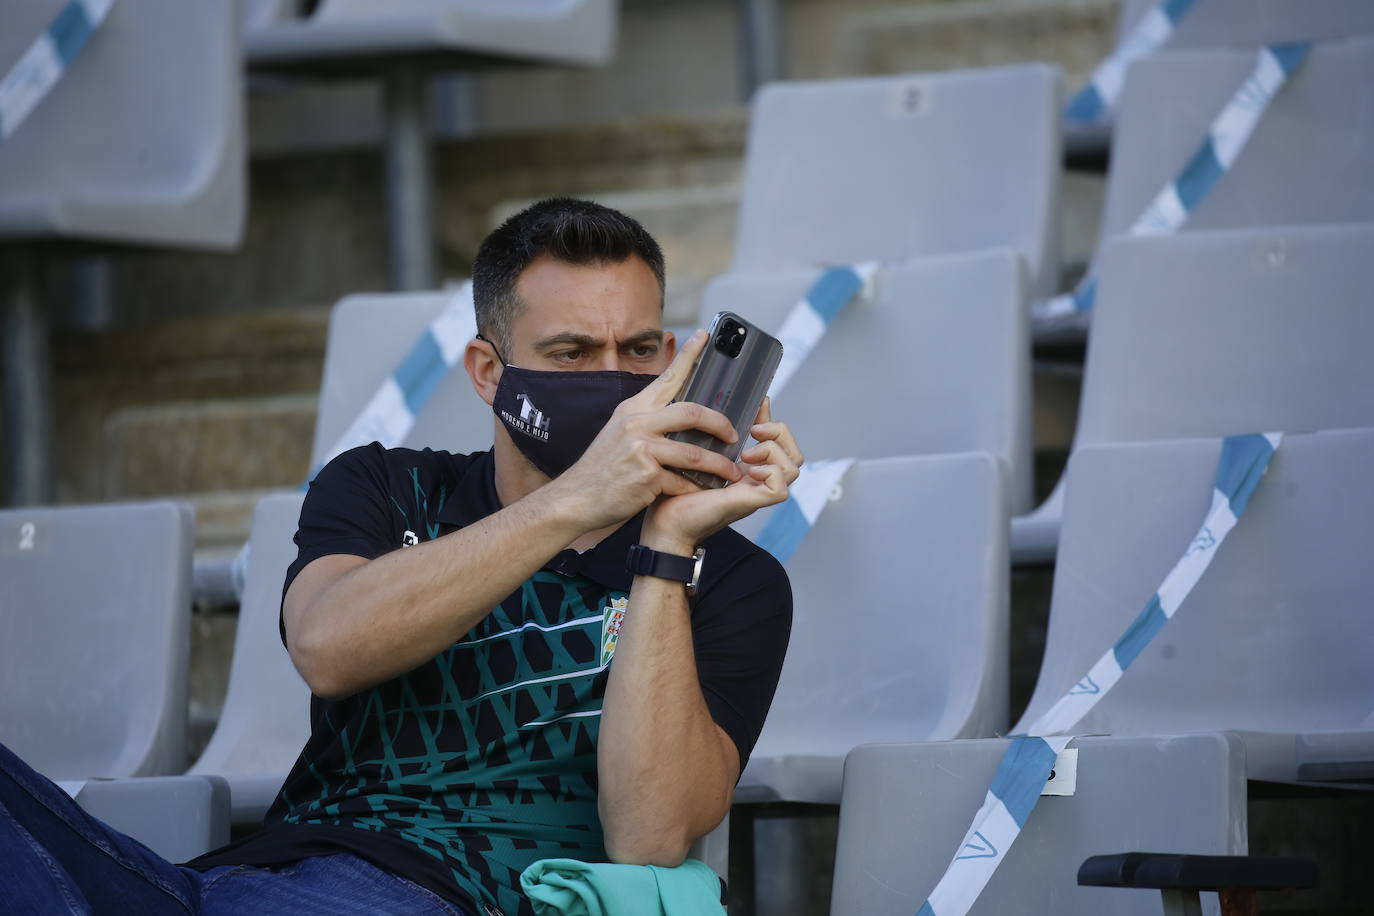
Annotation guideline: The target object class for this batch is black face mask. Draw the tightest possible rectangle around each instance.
[482,337,656,478]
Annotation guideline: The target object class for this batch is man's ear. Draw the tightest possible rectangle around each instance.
[661,329,677,366]
[465,338,502,406]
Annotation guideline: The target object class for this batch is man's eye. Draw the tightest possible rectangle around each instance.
[630,344,659,358]
[553,349,583,362]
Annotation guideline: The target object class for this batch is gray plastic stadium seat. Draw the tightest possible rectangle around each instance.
[1074,225,1374,448]
[1100,35,1374,242]
[0,502,193,778]
[700,249,1035,513]
[1295,726,1374,786]
[244,0,619,73]
[311,291,492,468]
[1017,430,1374,784]
[831,734,1245,916]
[1067,0,1374,153]
[69,775,231,863]
[729,453,1009,805]
[1116,0,1374,52]
[1013,222,1374,562]
[732,65,1062,297]
[0,0,244,249]
[242,0,298,31]
[833,429,1374,913]
[188,493,312,824]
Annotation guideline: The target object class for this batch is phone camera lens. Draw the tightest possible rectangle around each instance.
[714,318,747,357]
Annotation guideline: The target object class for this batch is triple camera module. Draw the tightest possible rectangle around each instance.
[714,317,748,358]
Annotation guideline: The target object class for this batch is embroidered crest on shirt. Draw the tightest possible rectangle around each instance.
[401,529,419,547]
[600,596,629,665]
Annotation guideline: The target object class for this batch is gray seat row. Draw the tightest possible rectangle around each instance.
[833,426,1374,914]
[242,0,618,75]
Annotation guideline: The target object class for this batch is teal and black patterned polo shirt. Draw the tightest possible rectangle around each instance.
[189,443,792,916]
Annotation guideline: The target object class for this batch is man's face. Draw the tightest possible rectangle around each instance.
[505,253,675,374]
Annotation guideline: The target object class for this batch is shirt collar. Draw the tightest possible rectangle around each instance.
[435,449,642,592]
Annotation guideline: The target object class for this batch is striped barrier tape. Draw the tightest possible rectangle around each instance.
[308,281,476,481]
[916,432,1282,916]
[769,262,879,397]
[1038,41,1311,323]
[754,458,854,564]
[1063,0,1198,127]
[229,283,475,597]
[0,0,116,144]
[749,261,876,561]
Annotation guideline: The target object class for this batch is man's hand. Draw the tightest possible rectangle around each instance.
[549,330,745,530]
[641,396,803,554]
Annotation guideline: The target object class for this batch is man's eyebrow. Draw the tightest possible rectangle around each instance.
[533,332,604,351]
[532,329,664,351]
[618,329,665,348]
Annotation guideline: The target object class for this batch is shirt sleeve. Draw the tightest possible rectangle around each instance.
[690,543,793,776]
[278,442,397,648]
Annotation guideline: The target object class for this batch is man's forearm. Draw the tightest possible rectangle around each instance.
[289,483,587,699]
[596,569,737,865]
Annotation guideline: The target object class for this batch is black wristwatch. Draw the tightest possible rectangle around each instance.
[626,544,706,596]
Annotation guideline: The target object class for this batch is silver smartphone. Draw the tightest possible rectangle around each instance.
[667,311,785,489]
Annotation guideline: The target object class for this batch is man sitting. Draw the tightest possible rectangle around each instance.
[0,198,799,916]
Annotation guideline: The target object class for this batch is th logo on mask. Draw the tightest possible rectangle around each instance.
[517,393,550,434]
[501,391,551,442]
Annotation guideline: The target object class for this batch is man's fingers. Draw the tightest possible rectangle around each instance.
[650,439,743,484]
[656,468,706,498]
[749,420,804,468]
[740,440,800,483]
[639,328,707,407]
[754,396,772,426]
[642,401,739,444]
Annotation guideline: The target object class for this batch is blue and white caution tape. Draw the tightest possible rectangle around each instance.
[750,264,873,560]
[769,262,878,397]
[1064,0,1197,127]
[916,432,1282,916]
[0,0,116,144]
[231,282,475,598]
[1039,41,1310,322]
[754,458,854,564]
[309,281,476,479]
[919,733,1075,916]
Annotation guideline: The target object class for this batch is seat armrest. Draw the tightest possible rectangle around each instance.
[1078,852,1318,892]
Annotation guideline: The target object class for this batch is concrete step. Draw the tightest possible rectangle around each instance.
[836,0,1118,90]
[53,309,328,503]
[103,395,317,500]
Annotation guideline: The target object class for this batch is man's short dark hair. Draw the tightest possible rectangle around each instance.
[472,197,667,356]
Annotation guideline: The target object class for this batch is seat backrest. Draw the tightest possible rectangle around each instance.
[1076,223,1374,448]
[701,249,1034,513]
[732,453,1009,759]
[307,0,619,66]
[1115,0,1374,51]
[190,493,311,779]
[1101,36,1374,240]
[1015,429,1374,745]
[311,291,493,470]
[0,501,192,779]
[732,65,1062,296]
[831,733,1245,916]
[242,0,298,29]
[0,0,243,249]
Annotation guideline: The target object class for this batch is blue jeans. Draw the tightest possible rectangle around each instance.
[0,742,471,915]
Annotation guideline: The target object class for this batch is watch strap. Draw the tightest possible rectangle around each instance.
[626,544,705,593]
